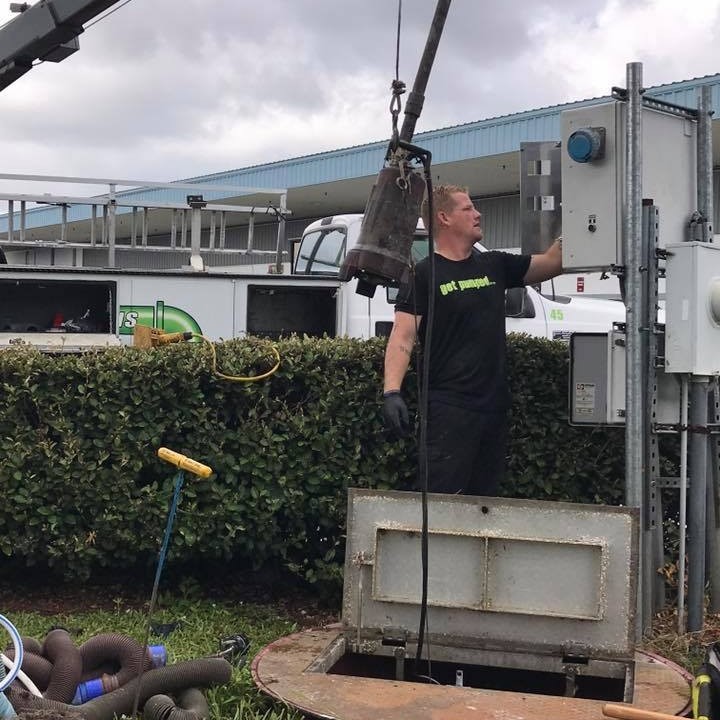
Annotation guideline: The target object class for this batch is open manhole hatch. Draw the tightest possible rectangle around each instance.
[254,490,691,719]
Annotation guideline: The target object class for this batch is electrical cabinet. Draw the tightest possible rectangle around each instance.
[665,242,720,375]
[570,330,680,425]
[561,101,696,271]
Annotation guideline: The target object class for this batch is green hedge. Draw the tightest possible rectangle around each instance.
[0,335,625,593]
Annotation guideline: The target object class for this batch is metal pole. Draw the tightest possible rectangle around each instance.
[697,86,714,241]
[686,85,715,631]
[707,380,720,613]
[624,62,645,634]
[275,194,287,273]
[701,84,719,613]
[131,207,137,247]
[190,206,202,258]
[60,204,67,244]
[142,207,148,247]
[247,212,255,253]
[7,200,13,243]
[102,205,108,245]
[688,378,710,631]
[170,209,177,249]
[130,469,186,719]
[398,0,452,143]
[678,376,689,633]
[107,183,116,268]
[642,205,664,613]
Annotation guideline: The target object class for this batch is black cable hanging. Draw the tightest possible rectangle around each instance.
[386,0,440,684]
[404,143,434,681]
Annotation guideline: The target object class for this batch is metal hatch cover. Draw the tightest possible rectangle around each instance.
[343,489,638,660]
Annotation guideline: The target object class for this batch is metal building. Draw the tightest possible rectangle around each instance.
[2,73,720,268]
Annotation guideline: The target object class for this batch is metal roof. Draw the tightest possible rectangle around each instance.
[186,73,720,189]
[4,73,720,231]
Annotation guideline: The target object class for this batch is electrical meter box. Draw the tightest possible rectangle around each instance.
[665,242,720,375]
[561,101,697,271]
[569,330,680,425]
[340,489,638,701]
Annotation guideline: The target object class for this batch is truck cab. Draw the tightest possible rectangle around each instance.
[294,214,401,338]
[296,214,627,340]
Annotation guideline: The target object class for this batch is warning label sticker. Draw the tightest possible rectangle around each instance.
[574,382,596,416]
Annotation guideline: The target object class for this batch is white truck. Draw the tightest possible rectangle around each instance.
[0,213,626,351]
[297,214,627,341]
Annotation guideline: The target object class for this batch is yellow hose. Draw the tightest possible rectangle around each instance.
[192,334,281,383]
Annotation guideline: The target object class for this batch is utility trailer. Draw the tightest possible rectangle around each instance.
[0,265,373,350]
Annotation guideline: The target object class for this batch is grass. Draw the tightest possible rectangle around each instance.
[5,579,719,719]
[3,590,316,720]
[642,606,720,675]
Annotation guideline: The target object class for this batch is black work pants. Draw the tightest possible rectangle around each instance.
[421,398,508,496]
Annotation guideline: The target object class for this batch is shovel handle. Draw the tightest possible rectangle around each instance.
[157,447,212,478]
[602,703,684,720]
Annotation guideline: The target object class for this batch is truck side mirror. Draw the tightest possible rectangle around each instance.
[505,287,535,318]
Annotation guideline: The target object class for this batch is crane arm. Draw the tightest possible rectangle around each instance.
[0,0,124,91]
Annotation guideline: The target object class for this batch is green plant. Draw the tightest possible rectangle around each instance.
[0,334,629,601]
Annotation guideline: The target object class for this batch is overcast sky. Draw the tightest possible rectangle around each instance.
[0,0,719,194]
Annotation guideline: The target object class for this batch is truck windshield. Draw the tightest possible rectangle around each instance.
[294,227,347,275]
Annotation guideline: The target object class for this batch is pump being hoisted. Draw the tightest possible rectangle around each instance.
[339,0,452,298]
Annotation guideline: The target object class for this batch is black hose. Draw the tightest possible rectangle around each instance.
[20,636,42,655]
[8,631,155,692]
[42,629,83,703]
[18,651,52,690]
[79,632,152,687]
[4,644,53,690]
[144,688,210,720]
[8,657,232,720]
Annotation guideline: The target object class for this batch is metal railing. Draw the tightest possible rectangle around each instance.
[0,173,291,269]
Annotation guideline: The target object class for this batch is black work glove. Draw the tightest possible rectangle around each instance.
[383,390,411,438]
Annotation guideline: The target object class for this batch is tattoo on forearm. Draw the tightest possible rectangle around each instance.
[398,343,413,357]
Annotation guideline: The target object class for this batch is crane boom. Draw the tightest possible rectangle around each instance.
[0,0,124,91]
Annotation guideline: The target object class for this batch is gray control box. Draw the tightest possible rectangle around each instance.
[665,242,720,375]
[561,101,696,271]
[570,331,680,425]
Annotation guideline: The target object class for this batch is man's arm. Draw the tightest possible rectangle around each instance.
[384,310,420,392]
[523,237,563,285]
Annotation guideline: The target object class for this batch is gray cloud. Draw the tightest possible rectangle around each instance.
[0,0,716,185]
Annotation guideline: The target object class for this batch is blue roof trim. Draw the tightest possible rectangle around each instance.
[5,73,720,230]
[191,73,720,184]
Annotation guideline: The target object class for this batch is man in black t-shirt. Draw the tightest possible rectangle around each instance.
[383,184,562,496]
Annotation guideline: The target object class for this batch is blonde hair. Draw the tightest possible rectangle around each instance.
[421,184,469,234]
